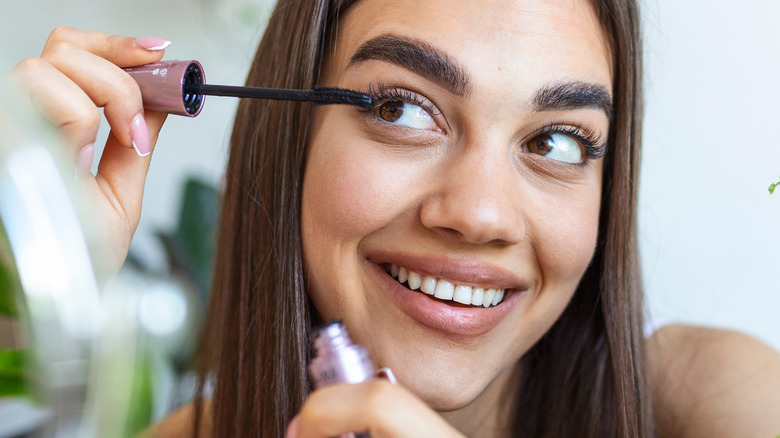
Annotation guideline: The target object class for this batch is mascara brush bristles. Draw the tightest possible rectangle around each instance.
[310,86,373,109]
[184,83,373,110]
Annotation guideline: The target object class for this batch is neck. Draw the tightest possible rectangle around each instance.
[440,364,518,438]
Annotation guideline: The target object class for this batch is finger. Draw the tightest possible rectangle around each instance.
[94,109,167,229]
[42,26,169,68]
[10,57,101,153]
[43,47,151,153]
[294,380,463,438]
[75,144,95,181]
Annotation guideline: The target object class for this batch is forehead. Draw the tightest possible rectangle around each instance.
[329,0,613,95]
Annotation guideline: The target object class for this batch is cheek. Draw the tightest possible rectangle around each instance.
[532,186,601,288]
[302,142,392,240]
[301,132,409,318]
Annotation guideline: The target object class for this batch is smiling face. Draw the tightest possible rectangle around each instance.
[301,0,613,415]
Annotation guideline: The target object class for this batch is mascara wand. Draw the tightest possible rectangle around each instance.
[186,84,373,109]
[124,59,373,117]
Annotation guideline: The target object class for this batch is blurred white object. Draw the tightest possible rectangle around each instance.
[0,80,100,436]
[0,77,192,436]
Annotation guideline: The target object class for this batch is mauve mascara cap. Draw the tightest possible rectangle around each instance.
[124,60,205,117]
[309,321,376,388]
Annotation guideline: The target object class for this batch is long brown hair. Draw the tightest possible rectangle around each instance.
[197,0,652,436]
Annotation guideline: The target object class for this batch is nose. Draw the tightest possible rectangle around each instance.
[419,140,525,246]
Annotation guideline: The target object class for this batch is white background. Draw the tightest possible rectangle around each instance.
[1,0,778,351]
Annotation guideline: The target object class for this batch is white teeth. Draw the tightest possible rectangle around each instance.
[453,285,472,305]
[398,267,408,284]
[420,276,437,295]
[471,288,484,306]
[483,289,496,308]
[493,290,504,306]
[434,280,455,300]
[408,271,422,290]
[386,263,506,308]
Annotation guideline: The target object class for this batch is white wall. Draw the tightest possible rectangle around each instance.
[2,0,778,350]
[640,0,780,350]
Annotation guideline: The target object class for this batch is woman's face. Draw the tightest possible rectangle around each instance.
[302,0,613,412]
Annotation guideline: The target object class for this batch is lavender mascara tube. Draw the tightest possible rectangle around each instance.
[309,321,376,438]
[123,60,205,117]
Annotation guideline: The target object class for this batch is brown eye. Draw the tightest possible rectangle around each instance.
[378,100,404,122]
[525,132,583,163]
[527,134,554,156]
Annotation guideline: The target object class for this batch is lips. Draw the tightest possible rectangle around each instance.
[367,253,528,337]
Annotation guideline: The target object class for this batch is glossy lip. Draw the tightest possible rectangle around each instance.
[366,252,529,338]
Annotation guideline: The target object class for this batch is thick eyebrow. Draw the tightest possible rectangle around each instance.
[348,34,472,97]
[533,82,614,119]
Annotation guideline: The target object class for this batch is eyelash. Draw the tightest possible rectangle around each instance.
[530,123,608,161]
[359,82,440,119]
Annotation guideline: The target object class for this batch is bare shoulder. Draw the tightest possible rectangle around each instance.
[647,323,780,438]
[141,400,212,438]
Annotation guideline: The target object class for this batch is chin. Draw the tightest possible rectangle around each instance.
[376,343,515,412]
[419,383,492,412]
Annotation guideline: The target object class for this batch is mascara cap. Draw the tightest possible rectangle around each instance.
[309,321,376,388]
[124,60,205,117]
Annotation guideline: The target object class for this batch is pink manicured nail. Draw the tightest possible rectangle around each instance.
[285,417,299,438]
[76,144,94,179]
[376,367,398,385]
[134,37,171,51]
[130,114,150,157]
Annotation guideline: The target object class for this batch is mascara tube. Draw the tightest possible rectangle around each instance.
[124,60,205,117]
[309,321,375,438]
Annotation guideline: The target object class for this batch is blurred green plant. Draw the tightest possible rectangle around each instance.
[129,177,220,309]
[124,176,220,427]
[125,353,154,437]
[0,176,220,429]
[0,222,19,318]
[0,348,28,397]
[0,221,32,399]
[770,178,780,194]
[0,219,26,397]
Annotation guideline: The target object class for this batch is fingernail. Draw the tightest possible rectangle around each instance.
[75,144,94,180]
[134,37,171,51]
[285,417,299,438]
[376,367,398,385]
[130,114,150,157]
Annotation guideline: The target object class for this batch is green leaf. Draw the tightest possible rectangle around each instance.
[0,348,30,398]
[0,348,25,377]
[770,177,780,194]
[124,354,154,437]
[156,178,220,306]
[0,220,21,317]
[0,268,19,316]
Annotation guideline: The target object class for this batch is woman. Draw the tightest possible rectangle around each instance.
[12,0,780,436]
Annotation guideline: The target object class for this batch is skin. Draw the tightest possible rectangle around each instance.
[11,2,780,438]
[648,324,780,438]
